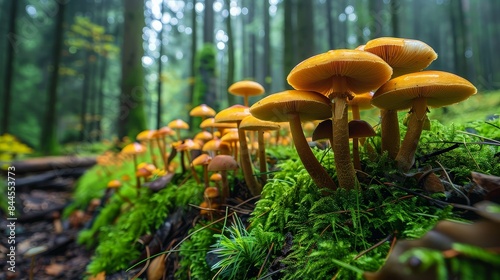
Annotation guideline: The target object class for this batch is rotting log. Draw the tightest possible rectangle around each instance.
[7,156,96,174]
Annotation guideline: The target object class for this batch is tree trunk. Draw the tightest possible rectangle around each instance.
[79,51,91,142]
[41,1,65,155]
[203,0,214,44]
[156,0,165,129]
[296,0,315,61]
[283,0,294,89]
[118,0,147,140]
[188,0,198,127]
[263,0,271,92]
[225,0,236,105]
[449,0,467,78]
[1,0,18,134]
[326,0,335,49]
[390,0,400,37]
[247,0,256,79]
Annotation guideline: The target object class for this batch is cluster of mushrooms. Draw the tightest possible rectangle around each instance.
[111,37,477,216]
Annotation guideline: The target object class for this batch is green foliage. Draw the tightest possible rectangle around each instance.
[0,133,33,165]
[249,150,457,279]
[210,215,270,279]
[176,222,221,280]
[83,178,203,275]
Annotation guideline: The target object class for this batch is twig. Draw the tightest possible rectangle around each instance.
[257,242,275,279]
[435,160,470,205]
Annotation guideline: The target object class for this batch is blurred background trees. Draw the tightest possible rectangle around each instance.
[0,0,499,154]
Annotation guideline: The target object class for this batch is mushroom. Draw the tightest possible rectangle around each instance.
[120,142,147,192]
[192,154,212,188]
[287,49,392,189]
[168,119,190,141]
[364,37,438,159]
[250,90,337,191]
[190,104,216,121]
[372,70,477,171]
[154,126,175,170]
[228,80,265,107]
[239,115,280,184]
[136,129,158,166]
[214,105,262,196]
[207,155,239,202]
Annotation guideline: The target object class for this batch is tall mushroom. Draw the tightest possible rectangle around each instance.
[364,37,438,159]
[214,105,262,196]
[239,115,280,184]
[228,80,265,107]
[372,71,477,172]
[250,90,337,191]
[287,49,392,190]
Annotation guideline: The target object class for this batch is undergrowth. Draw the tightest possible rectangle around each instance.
[81,179,203,275]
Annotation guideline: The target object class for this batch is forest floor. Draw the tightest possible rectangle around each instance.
[0,158,94,280]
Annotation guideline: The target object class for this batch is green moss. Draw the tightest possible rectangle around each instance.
[83,178,203,275]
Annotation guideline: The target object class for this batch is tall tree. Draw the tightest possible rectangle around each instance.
[225,0,236,105]
[296,0,315,61]
[263,0,271,92]
[156,0,165,129]
[390,0,400,37]
[188,0,198,116]
[325,0,335,49]
[1,0,18,134]
[449,0,468,78]
[40,0,65,154]
[283,0,294,89]
[203,0,214,43]
[118,0,147,140]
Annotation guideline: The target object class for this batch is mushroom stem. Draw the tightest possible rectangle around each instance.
[237,124,262,196]
[132,155,141,196]
[257,130,267,183]
[332,97,356,190]
[220,170,229,202]
[288,113,337,191]
[203,166,209,189]
[352,136,361,170]
[380,109,400,159]
[395,112,424,172]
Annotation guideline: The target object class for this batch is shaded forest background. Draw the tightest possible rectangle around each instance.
[0,0,499,154]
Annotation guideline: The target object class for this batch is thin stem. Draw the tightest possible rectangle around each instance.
[288,113,337,191]
[237,122,262,196]
[258,130,267,183]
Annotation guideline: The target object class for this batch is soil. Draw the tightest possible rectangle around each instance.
[0,159,93,280]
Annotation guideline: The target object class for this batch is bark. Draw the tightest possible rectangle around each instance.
[41,1,65,155]
[1,0,18,134]
[225,0,236,104]
[156,0,165,129]
[283,0,294,89]
[118,0,147,140]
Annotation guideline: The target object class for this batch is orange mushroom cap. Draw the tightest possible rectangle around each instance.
[250,90,332,122]
[168,119,190,130]
[207,155,239,172]
[190,104,216,118]
[287,49,393,99]
[372,70,477,120]
[121,142,147,155]
[364,37,438,78]
[214,105,251,123]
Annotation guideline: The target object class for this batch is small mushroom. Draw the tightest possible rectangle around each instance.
[207,155,239,202]
[228,80,265,107]
[215,105,261,196]
[121,142,147,191]
[239,115,280,184]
